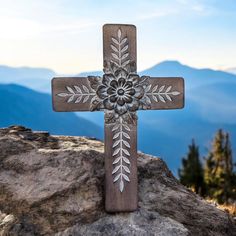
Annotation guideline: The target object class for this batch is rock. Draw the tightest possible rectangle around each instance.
[0,126,235,236]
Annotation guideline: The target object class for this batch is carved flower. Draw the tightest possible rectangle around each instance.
[96,68,145,115]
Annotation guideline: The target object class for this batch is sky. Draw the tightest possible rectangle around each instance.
[0,0,235,74]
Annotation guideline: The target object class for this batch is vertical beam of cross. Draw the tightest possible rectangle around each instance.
[103,25,138,212]
[51,24,184,213]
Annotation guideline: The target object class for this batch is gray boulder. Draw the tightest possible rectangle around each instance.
[0,126,235,236]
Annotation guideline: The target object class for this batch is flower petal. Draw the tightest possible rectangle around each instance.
[109,95,117,103]
[127,99,139,112]
[128,88,136,96]
[103,98,114,110]
[107,87,115,95]
[134,86,144,99]
[118,77,125,86]
[115,104,127,115]
[128,74,139,86]
[97,85,107,99]
[117,97,125,106]
[124,81,133,88]
[102,74,114,86]
[124,95,133,104]
[115,68,128,79]
[110,80,118,88]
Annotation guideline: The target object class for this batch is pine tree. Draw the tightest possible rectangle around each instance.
[204,129,236,203]
[179,139,204,195]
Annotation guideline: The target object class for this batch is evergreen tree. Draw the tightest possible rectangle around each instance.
[179,139,204,195]
[204,129,236,203]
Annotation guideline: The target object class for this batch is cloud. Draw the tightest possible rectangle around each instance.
[136,9,179,21]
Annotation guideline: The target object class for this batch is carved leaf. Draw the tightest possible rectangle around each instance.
[57,93,68,97]
[158,95,166,103]
[67,95,75,103]
[152,95,158,102]
[166,86,172,92]
[66,86,75,94]
[123,157,130,164]
[83,95,89,103]
[123,140,130,148]
[123,165,130,173]
[111,60,120,67]
[166,94,172,101]
[171,91,180,95]
[113,132,120,140]
[120,37,127,45]
[112,140,120,148]
[123,124,130,131]
[112,37,119,45]
[75,96,82,103]
[112,53,119,60]
[82,85,89,93]
[123,132,130,139]
[112,124,119,131]
[121,53,129,60]
[118,29,121,39]
[145,84,152,92]
[145,95,152,105]
[122,60,130,67]
[119,179,124,192]
[123,174,130,182]
[113,156,121,165]
[159,85,165,92]
[111,45,118,52]
[113,148,120,156]
[152,85,158,93]
[113,173,121,183]
[121,45,128,53]
[112,165,120,174]
[74,86,82,93]
[123,149,130,156]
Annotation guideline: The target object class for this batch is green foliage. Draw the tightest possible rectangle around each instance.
[204,129,236,204]
[178,139,205,195]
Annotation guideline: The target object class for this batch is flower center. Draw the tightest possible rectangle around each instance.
[117,88,125,96]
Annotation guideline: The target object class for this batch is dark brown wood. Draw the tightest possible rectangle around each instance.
[103,24,138,212]
[52,77,96,112]
[144,77,184,110]
[105,121,137,212]
[103,24,136,70]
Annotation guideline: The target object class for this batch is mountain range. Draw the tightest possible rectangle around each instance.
[0,61,235,174]
[0,84,102,139]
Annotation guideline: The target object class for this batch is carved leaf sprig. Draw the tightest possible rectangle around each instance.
[110,29,130,68]
[112,117,131,192]
[145,85,180,103]
[57,85,95,103]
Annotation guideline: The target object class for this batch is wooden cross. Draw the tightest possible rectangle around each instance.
[52,24,184,212]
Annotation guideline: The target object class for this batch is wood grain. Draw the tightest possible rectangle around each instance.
[144,77,184,110]
[103,24,138,212]
[52,77,95,112]
[105,122,138,212]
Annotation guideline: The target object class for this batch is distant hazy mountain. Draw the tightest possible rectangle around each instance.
[0,65,56,93]
[0,84,102,139]
[0,61,235,174]
[226,67,236,75]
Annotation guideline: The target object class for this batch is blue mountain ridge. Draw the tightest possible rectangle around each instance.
[0,60,235,174]
[0,84,103,139]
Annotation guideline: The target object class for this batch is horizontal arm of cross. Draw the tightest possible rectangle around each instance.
[139,77,184,110]
[52,77,99,112]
